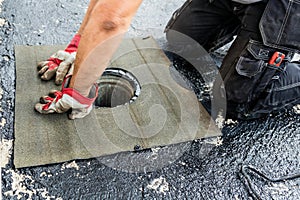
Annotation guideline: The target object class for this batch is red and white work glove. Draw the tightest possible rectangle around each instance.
[35,76,98,119]
[37,34,81,85]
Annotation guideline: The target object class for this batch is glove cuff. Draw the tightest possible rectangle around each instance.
[61,75,98,107]
[65,34,81,53]
[62,87,98,107]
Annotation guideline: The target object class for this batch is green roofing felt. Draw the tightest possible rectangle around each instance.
[14,37,221,168]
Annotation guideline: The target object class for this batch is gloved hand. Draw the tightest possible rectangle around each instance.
[37,34,81,85]
[35,76,99,119]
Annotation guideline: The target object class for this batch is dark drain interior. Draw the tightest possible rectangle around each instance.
[94,68,141,108]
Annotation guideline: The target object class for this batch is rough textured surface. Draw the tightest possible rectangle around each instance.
[14,40,219,168]
[1,0,300,199]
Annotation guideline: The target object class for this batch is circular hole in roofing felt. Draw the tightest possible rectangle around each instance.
[94,68,141,108]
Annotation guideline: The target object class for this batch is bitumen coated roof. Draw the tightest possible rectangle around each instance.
[1,0,299,199]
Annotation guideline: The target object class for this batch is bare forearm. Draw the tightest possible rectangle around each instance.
[70,0,143,96]
[77,0,98,35]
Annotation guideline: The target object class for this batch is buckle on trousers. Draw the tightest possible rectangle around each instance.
[269,52,286,67]
[290,52,300,63]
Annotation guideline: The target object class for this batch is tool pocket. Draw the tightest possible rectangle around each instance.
[264,63,300,106]
[225,41,283,104]
[259,0,300,50]
[251,62,300,117]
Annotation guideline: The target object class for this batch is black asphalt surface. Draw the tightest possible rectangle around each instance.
[1,0,300,199]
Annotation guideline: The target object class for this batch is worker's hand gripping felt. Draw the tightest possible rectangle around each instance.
[35,75,98,119]
[37,34,81,85]
[35,0,143,119]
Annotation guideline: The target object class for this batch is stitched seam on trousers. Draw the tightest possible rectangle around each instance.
[269,82,300,92]
[259,2,270,48]
[276,1,292,44]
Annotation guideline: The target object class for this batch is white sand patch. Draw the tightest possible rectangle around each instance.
[3,170,36,199]
[150,147,161,160]
[225,118,238,125]
[3,169,57,200]
[3,55,10,61]
[39,188,56,200]
[178,161,186,166]
[0,139,13,167]
[147,177,169,194]
[0,0,4,13]
[61,160,80,170]
[293,105,300,114]
[40,172,53,178]
[40,172,47,177]
[215,113,225,129]
[0,18,5,26]
[204,136,223,146]
[0,117,6,127]
[0,86,3,100]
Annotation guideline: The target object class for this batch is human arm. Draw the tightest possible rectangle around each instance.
[35,0,143,119]
[69,0,143,96]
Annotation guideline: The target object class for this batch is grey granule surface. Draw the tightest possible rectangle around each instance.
[1,0,300,199]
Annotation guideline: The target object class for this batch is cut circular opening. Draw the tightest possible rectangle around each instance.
[94,68,141,108]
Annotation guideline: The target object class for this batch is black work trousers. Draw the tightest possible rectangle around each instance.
[165,0,300,119]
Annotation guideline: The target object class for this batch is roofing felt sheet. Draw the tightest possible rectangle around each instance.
[14,37,221,168]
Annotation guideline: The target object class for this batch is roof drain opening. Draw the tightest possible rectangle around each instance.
[94,68,141,108]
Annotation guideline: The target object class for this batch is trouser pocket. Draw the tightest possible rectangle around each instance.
[259,0,300,50]
[224,40,284,104]
[254,62,300,111]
